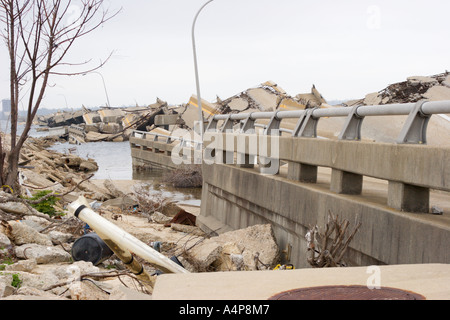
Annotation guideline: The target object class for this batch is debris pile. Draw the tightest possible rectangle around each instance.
[0,134,281,300]
[36,98,181,143]
[344,71,450,106]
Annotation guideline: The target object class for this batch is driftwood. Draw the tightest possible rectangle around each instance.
[306,211,361,268]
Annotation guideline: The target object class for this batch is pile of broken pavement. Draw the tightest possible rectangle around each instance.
[0,136,280,300]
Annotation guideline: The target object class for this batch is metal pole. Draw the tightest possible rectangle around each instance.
[192,0,214,140]
[92,71,111,108]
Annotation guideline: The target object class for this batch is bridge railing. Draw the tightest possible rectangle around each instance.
[203,100,450,213]
[129,130,203,168]
[206,99,450,144]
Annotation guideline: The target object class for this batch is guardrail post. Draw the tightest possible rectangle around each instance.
[206,118,219,132]
[396,100,431,144]
[240,113,256,134]
[295,108,319,138]
[338,105,365,141]
[264,112,282,136]
[387,181,430,213]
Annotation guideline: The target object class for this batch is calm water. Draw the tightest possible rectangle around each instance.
[48,140,201,205]
[0,120,201,205]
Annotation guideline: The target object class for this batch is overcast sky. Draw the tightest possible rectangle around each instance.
[1,0,449,110]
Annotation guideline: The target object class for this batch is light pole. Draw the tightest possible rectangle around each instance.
[83,71,111,108]
[192,0,214,139]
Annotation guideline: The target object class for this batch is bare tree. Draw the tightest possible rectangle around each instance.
[0,0,120,193]
[306,211,361,268]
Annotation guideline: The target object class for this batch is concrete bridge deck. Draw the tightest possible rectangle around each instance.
[152,263,450,300]
[130,101,450,281]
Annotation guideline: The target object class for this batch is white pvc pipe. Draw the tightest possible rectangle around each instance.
[68,196,189,274]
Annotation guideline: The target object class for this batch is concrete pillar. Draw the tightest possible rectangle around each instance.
[387,181,430,213]
[330,169,363,195]
[237,153,255,168]
[287,162,317,183]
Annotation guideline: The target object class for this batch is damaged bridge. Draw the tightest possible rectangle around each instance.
[131,98,450,269]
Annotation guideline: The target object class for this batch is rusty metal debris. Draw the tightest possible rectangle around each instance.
[268,285,426,300]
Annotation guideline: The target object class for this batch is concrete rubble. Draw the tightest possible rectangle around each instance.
[139,81,328,140]
[36,98,180,144]
[0,133,281,300]
[343,71,450,107]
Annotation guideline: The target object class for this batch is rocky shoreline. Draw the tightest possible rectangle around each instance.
[0,134,280,300]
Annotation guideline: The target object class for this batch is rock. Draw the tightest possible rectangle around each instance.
[170,223,205,237]
[0,200,51,220]
[15,244,71,264]
[190,224,280,272]
[184,239,223,271]
[212,242,244,271]
[101,195,137,209]
[79,161,99,172]
[150,211,172,224]
[21,216,52,232]
[0,232,11,248]
[47,230,74,244]
[69,280,109,300]
[8,221,53,246]
[19,169,56,189]
[0,270,59,291]
[103,180,126,198]
[431,206,443,215]
[4,259,37,272]
[108,285,152,300]
[14,286,65,300]
[214,224,279,270]
[53,261,99,280]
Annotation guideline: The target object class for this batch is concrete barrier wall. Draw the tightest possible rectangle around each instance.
[198,133,450,268]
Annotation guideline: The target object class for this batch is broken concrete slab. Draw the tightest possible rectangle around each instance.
[444,75,450,88]
[227,97,249,112]
[97,109,125,124]
[423,85,450,101]
[8,221,53,246]
[155,114,180,126]
[277,97,306,111]
[15,244,72,264]
[407,76,439,86]
[364,92,383,106]
[247,87,279,111]
[182,224,279,272]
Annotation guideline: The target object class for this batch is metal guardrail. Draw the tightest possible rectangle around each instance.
[131,130,203,149]
[206,100,450,144]
[130,100,450,146]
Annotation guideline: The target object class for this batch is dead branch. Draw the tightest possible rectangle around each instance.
[306,211,361,268]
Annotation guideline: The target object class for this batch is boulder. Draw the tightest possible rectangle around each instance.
[8,221,53,246]
[184,224,279,272]
[15,244,71,264]
[4,259,37,273]
[0,232,11,248]
[47,230,74,244]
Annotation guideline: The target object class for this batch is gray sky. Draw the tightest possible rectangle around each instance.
[1,0,449,110]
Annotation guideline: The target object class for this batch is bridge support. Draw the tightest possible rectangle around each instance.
[330,169,363,195]
[388,181,430,213]
[288,162,317,183]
